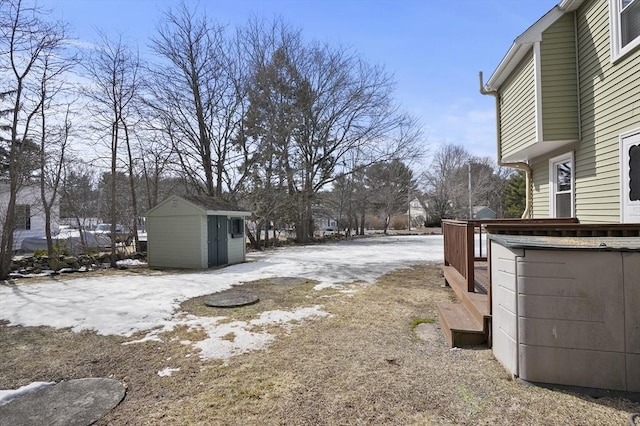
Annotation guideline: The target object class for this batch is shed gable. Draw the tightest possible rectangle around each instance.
[148,195,205,217]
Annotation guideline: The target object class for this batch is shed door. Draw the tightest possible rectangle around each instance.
[622,131,640,223]
[207,216,228,267]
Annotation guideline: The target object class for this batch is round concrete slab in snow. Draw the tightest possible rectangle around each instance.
[204,292,259,308]
[269,276,308,286]
[0,378,125,426]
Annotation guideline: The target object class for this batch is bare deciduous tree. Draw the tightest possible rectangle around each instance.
[148,2,246,198]
[34,43,78,260]
[421,143,510,222]
[84,34,141,266]
[421,143,470,223]
[0,0,68,278]
[366,160,415,234]
[242,19,423,241]
[60,159,99,250]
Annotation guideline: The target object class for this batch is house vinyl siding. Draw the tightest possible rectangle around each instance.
[0,185,60,251]
[500,51,537,159]
[488,0,640,221]
[540,13,580,142]
[531,156,550,217]
[574,0,640,223]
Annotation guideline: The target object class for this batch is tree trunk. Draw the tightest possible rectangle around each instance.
[245,223,260,251]
[0,79,25,279]
[123,121,139,251]
[109,121,118,268]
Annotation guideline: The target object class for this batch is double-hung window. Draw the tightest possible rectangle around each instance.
[610,0,640,61]
[549,153,574,218]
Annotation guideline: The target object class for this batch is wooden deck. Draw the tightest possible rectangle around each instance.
[439,218,640,349]
[439,218,580,348]
[473,261,488,294]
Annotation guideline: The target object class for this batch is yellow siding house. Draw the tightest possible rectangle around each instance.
[482,0,640,223]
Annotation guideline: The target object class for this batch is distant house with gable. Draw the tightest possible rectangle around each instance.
[472,206,496,220]
[0,184,59,252]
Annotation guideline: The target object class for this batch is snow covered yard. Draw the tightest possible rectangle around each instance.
[0,235,443,350]
[1,234,638,425]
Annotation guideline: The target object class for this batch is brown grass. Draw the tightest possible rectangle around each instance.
[1,264,638,425]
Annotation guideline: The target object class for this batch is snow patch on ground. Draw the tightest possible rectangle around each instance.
[126,305,331,360]
[194,319,275,360]
[250,305,331,328]
[116,259,147,267]
[0,382,55,406]
[157,368,180,377]
[0,235,443,360]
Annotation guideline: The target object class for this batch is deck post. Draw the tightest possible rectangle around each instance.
[466,222,475,292]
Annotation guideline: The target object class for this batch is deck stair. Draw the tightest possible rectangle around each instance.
[438,265,490,347]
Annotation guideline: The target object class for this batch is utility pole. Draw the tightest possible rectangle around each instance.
[408,189,411,230]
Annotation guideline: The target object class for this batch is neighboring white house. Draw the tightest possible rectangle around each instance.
[0,184,59,252]
[146,195,251,269]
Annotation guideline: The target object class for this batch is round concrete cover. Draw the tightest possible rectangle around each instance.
[269,277,308,286]
[204,292,259,308]
[0,378,126,426]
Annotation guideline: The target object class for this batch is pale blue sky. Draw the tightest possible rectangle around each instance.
[48,0,559,160]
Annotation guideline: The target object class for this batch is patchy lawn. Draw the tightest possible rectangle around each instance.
[1,264,638,425]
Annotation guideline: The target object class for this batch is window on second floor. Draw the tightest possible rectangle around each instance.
[611,0,640,61]
[15,204,31,230]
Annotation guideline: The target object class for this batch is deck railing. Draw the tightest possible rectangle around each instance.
[442,217,580,293]
[442,220,476,292]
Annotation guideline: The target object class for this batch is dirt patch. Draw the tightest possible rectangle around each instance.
[1,265,638,425]
[179,277,333,322]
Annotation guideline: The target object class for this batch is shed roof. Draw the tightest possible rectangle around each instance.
[147,194,252,217]
[183,194,247,212]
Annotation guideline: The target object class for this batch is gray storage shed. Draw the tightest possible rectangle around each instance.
[146,195,251,269]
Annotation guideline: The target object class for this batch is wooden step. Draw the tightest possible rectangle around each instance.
[437,302,487,348]
[442,265,489,327]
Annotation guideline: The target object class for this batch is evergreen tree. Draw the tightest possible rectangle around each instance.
[502,171,526,218]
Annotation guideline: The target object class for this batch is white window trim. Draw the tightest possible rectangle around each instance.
[549,152,575,218]
[610,0,640,63]
[619,127,640,222]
